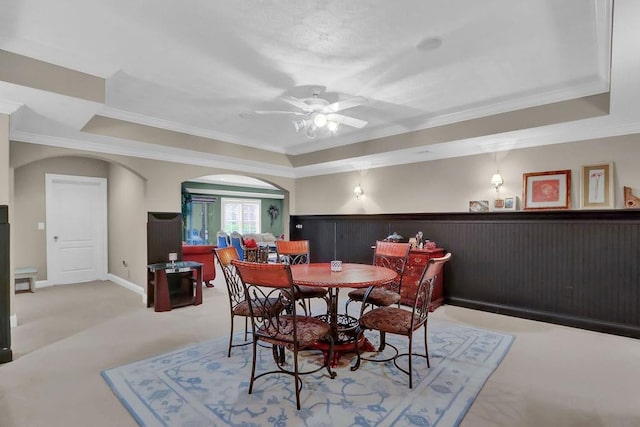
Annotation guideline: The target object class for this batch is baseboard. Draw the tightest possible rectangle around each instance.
[10,314,17,328]
[107,273,146,303]
[35,280,50,289]
[447,297,640,339]
[19,275,145,303]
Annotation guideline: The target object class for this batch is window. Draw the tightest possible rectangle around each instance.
[221,198,261,234]
[183,194,217,245]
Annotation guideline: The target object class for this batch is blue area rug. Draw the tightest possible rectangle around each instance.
[102,319,513,426]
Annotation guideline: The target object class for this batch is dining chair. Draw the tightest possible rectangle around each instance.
[275,240,329,316]
[216,230,230,248]
[351,252,452,388]
[229,231,246,260]
[214,246,286,357]
[232,260,336,410]
[345,240,411,316]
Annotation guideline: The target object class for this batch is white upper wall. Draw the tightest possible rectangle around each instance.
[294,135,640,214]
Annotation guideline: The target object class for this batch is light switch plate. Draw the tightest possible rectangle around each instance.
[37,222,45,230]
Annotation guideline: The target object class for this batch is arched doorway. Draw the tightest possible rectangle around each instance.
[181,174,286,245]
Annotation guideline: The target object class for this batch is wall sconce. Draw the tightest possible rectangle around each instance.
[490,171,504,192]
[354,184,363,199]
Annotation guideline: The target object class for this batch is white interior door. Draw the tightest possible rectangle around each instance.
[46,174,107,285]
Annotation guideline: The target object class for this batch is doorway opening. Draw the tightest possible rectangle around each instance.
[181,174,285,245]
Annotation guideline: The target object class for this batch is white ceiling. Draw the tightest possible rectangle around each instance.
[2,0,638,179]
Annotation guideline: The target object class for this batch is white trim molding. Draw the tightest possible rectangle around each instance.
[107,273,146,303]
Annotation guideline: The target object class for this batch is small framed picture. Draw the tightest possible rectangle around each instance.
[523,170,571,210]
[494,195,517,211]
[469,200,490,212]
[580,163,614,209]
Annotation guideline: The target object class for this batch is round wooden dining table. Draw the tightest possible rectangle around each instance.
[290,262,397,366]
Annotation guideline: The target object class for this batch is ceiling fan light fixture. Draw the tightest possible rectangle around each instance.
[293,119,306,132]
[260,89,368,139]
[313,113,327,128]
[305,124,317,139]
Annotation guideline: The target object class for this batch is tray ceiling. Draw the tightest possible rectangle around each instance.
[1,0,636,178]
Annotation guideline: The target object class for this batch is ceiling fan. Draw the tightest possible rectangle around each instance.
[255,89,368,139]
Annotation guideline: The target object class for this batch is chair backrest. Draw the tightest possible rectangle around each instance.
[188,228,203,245]
[275,240,310,265]
[411,252,452,329]
[373,240,411,293]
[229,232,245,260]
[216,230,229,248]
[232,260,298,345]
[214,246,244,308]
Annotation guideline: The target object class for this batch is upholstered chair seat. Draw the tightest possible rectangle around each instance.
[359,306,414,334]
[232,298,286,318]
[282,285,330,301]
[347,287,401,307]
[258,315,331,349]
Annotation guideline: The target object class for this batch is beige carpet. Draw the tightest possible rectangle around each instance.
[1,268,640,427]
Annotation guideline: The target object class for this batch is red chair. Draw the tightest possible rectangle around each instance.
[345,241,411,316]
[233,260,336,410]
[352,253,452,388]
[182,244,216,287]
[275,240,329,316]
[215,246,286,357]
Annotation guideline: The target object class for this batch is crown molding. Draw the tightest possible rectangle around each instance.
[11,112,640,180]
[10,130,296,178]
[0,100,23,115]
[99,107,287,154]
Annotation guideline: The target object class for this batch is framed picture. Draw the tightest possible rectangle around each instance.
[581,163,614,209]
[494,195,517,211]
[523,170,571,210]
[469,200,489,212]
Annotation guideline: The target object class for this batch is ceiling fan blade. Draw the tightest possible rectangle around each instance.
[280,96,313,112]
[327,113,368,128]
[254,110,306,116]
[323,96,368,113]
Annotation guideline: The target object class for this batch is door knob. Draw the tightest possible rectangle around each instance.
[54,236,58,241]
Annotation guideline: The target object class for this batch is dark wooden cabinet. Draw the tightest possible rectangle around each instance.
[400,248,445,311]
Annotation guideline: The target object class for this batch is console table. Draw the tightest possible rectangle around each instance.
[401,248,446,311]
[147,261,203,312]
